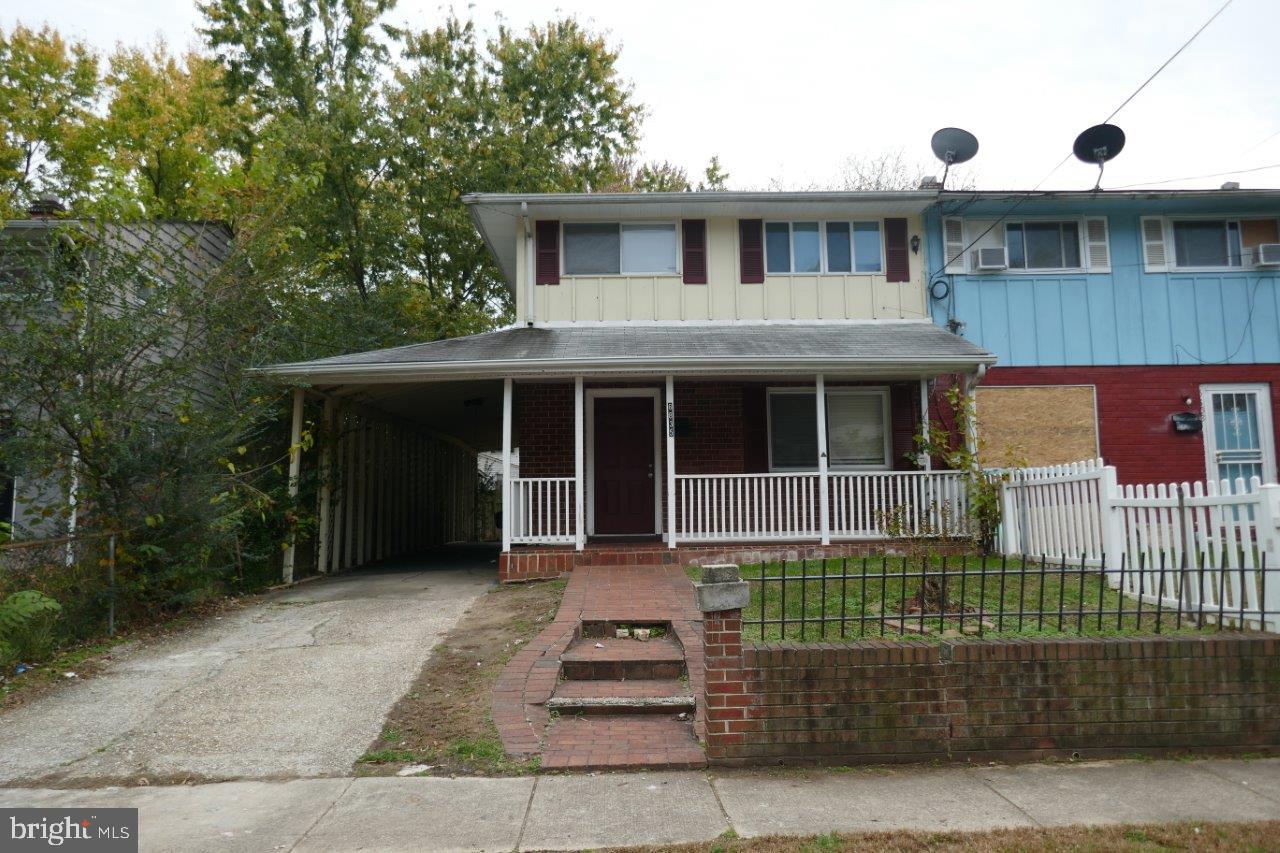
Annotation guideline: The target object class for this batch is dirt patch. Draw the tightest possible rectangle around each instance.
[356,577,566,777]
[608,821,1280,852]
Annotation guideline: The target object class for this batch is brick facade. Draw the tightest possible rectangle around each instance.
[702,614,1280,765]
[516,379,925,480]
[984,365,1280,485]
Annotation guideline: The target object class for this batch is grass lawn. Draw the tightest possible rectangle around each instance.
[691,555,1234,643]
[356,577,565,777]
[607,821,1280,852]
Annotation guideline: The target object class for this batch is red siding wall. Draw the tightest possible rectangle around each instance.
[984,365,1280,485]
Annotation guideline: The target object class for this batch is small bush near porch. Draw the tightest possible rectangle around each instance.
[717,554,1276,642]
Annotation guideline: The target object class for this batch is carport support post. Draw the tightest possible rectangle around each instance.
[666,374,676,549]
[918,378,932,471]
[816,374,830,545]
[283,387,305,584]
[316,396,334,574]
[574,376,585,550]
[501,378,513,553]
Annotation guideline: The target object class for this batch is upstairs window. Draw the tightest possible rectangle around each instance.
[1005,221,1081,270]
[1172,220,1243,269]
[562,222,678,275]
[764,221,883,274]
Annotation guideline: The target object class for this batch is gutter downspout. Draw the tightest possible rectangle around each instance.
[522,202,535,327]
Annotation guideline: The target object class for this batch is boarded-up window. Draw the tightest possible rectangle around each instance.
[976,385,1099,468]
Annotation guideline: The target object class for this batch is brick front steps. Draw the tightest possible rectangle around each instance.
[543,627,704,770]
[492,564,707,772]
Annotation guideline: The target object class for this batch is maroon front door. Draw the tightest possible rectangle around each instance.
[593,396,656,535]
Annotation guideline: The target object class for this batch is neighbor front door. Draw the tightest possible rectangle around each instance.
[1201,384,1277,488]
[592,396,656,535]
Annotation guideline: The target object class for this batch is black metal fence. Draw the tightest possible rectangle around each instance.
[740,553,1277,642]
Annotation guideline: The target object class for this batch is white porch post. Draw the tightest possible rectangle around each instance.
[963,372,979,456]
[502,378,513,553]
[316,396,335,574]
[816,374,830,546]
[574,376,585,550]
[918,379,932,471]
[665,375,677,548]
[282,387,305,584]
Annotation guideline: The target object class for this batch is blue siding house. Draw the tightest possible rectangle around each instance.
[924,189,1280,485]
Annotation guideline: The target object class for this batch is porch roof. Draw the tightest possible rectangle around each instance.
[257,321,995,384]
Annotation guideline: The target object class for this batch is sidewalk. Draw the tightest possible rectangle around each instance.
[2,758,1278,852]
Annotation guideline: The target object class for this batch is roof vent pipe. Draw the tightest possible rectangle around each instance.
[522,201,535,327]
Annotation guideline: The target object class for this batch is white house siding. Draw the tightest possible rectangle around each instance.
[518,215,928,324]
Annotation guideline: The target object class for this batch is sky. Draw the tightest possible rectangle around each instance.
[4,0,1279,192]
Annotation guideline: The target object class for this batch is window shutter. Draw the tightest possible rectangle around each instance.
[535,220,560,285]
[1141,216,1168,272]
[942,217,966,274]
[1084,217,1111,272]
[739,219,764,284]
[682,219,707,284]
[884,218,910,282]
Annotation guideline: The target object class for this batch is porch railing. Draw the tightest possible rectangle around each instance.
[829,471,970,538]
[509,476,576,545]
[674,470,969,543]
[676,473,822,542]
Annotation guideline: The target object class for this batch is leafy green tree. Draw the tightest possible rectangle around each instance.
[0,25,99,216]
[92,46,251,220]
[699,154,730,191]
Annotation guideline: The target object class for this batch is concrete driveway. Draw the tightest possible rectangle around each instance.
[0,548,495,787]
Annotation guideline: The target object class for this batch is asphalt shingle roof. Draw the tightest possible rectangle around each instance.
[261,322,993,381]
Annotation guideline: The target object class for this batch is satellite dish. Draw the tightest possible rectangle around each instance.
[930,128,979,190]
[1073,123,1126,189]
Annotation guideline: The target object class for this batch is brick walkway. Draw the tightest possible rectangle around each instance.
[492,563,706,771]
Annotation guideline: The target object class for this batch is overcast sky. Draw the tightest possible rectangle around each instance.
[5,0,1279,191]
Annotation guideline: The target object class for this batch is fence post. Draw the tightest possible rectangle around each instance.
[1098,465,1123,582]
[999,473,1019,554]
[1255,484,1280,630]
[695,564,753,762]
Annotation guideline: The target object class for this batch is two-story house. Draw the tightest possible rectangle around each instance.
[263,192,995,581]
[925,188,1280,487]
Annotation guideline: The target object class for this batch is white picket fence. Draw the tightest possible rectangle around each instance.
[998,458,1280,631]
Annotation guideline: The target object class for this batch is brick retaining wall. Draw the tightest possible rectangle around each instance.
[703,614,1280,765]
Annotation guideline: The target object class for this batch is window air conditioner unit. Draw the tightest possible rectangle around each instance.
[971,246,1008,271]
[1255,243,1280,266]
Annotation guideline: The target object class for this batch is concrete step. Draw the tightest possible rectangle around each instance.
[547,678,695,714]
[559,636,685,680]
[539,714,706,771]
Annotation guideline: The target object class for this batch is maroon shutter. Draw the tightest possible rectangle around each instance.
[739,219,764,284]
[682,219,707,284]
[535,220,560,285]
[885,218,910,283]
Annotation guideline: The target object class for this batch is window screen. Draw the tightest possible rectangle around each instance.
[852,222,882,272]
[826,393,887,467]
[792,222,821,272]
[768,392,818,469]
[1173,220,1243,268]
[765,223,791,273]
[826,222,852,272]
[620,223,677,274]
[563,223,620,275]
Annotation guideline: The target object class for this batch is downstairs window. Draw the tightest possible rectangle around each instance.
[767,388,891,470]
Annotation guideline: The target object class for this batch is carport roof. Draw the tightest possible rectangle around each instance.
[257,321,995,384]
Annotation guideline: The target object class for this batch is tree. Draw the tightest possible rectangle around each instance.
[0,25,99,217]
[769,149,976,192]
[199,0,400,300]
[699,155,729,191]
[93,46,250,220]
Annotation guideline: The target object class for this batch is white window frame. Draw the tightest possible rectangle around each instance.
[1163,216,1256,273]
[561,220,682,278]
[762,220,884,276]
[765,386,893,472]
[1002,219,1087,273]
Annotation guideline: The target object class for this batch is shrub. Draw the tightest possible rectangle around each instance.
[0,590,63,664]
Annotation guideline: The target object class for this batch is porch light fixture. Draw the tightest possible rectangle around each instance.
[910,234,921,254]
